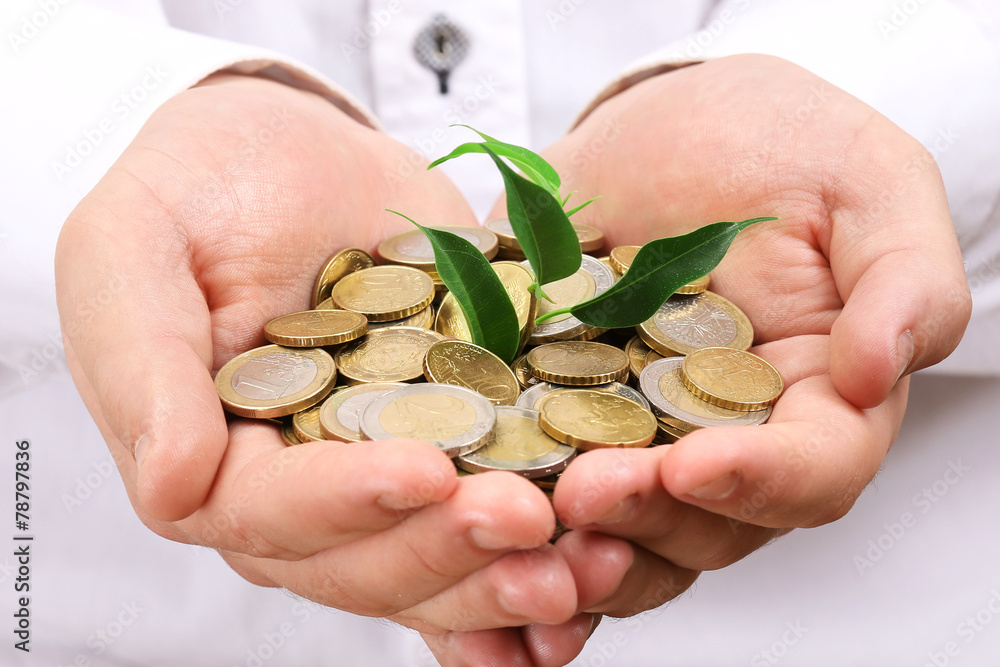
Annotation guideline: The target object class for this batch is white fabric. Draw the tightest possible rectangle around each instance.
[1,0,999,664]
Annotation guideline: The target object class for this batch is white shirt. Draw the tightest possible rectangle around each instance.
[1,1,999,664]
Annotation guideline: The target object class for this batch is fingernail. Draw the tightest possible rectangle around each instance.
[595,494,640,525]
[687,471,740,500]
[469,526,520,551]
[896,330,914,381]
[588,614,602,638]
[133,434,150,472]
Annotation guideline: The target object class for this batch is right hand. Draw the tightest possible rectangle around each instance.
[55,73,578,636]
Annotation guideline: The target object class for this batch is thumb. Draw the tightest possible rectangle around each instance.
[829,166,971,409]
[56,174,227,523]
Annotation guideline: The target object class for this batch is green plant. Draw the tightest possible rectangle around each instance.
[389,127,774,363]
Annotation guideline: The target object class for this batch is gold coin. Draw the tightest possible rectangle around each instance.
[645,348,665,366]
[319,382,406,441]
[315,297,335,310]
[367,304,435,331]
[625,335,653,380]
[281,421,303,446]
[311,248,376,308]
[532,473,561,490]
[638,357,771,428]
[264,309,368,347]
[497,245,527,261]
[528,256,615,343]
[637,291,753,356]
[332,265,435,322]
[457,406,576,478]
[681,347,783,410]
[537,389,656,450]
[511,353,541,390]
[527,341,629,386]
[359,384,497,457]
[378,226,499,270]
[292,404,326,442]
[335,326,445,383]
[434,262,537,351]
[676,274,711,295]
[484,218,519,250]
[215,345,337,419]
[572,223,604,253]
[609,245,640,275]
[423,340,521,406]
[655,420,687,443]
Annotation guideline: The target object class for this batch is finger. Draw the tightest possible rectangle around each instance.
[522,614,601,667]
[555,531,698,618]
[178,423,458,557]
[396,545,577,631]
[261,472,561,620]
[660,369,908,529]
[555,448,780,571]
[56,183,226,523]
[423,628,534,667]
[826,118,971,408]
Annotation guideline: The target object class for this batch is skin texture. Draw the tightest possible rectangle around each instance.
[425,55,971,665]
[55,54,970,667]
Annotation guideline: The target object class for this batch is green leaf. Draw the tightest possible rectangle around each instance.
[386,210,520,363]
[565,196,600,218]
[482,145,582,301]
[427,126,561,197]
[540,217,776,328]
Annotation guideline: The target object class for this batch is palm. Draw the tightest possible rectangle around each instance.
[436,55,968,666]
[57,75,578,640]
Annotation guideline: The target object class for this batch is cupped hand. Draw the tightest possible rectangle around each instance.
[54,74,579,637]
[436,54,971,665]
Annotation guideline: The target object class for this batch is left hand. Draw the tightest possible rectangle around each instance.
[425,54,971,665]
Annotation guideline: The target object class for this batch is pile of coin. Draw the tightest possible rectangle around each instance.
[215,224,783,503]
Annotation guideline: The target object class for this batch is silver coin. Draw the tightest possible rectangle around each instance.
[457,406,576,478]
[515,380,651,411]
[638,357,771,429]
[525,255,615,343]
[359,383,496,457]
[514,382,560,409]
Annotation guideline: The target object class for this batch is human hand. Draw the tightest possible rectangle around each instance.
[54,74,580,637]
[428,54,971,665]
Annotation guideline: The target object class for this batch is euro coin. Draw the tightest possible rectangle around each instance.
[264,309,368,347]
[639,357,771,427]
[625,335,653,380]
[572,223,604,253]
[378,226,498,270]
[609,245,640,276]
[537,389,656,450]
[292,404,326,442]
[359,383,497,457]
[367,304,435,330]
[457,406,576,478]
[319,382,406,441]
[516,380,649,411]
[423,340,521,406]
[281,421,303,446]
[637,291,753,356]
[528,255,615,344]
[215,345,337,419]
[681,347,783,410]
[335,326,445,384]
[511,353,541,390]
[311,248,376,308]
[331,265,435,322]
[676,274,711,295]
[527,341,629,385]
